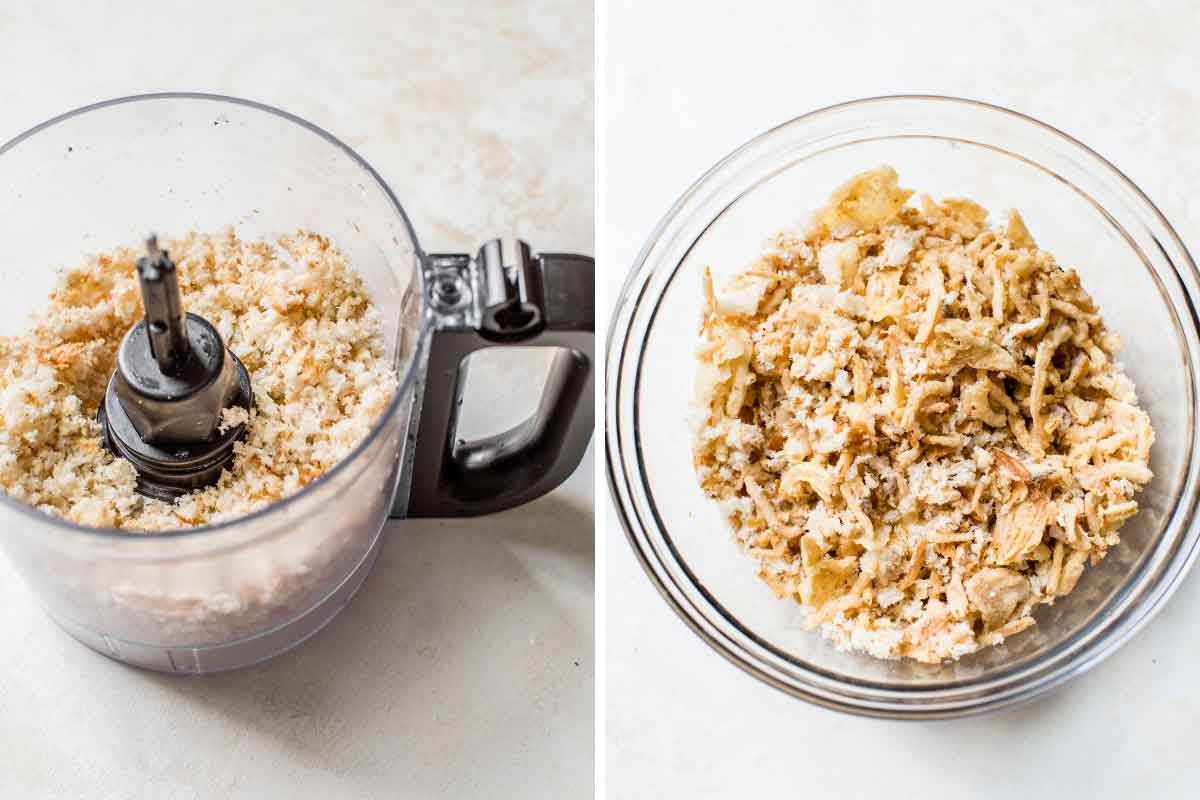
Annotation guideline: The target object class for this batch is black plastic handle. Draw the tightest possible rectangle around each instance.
[395,247,594,518]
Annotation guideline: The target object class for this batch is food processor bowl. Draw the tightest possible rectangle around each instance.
[0,94,594,673]
[606,96,1200,717]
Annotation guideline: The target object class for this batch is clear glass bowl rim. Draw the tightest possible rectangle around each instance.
[605,94,1200,717]
[0,92,429,542]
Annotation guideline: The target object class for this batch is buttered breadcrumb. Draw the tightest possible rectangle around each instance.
[0,230,398,531]
[692,167,1154,663]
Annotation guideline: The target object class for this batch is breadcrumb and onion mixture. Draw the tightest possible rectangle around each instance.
[0,230,398,531]
[692,167,1154,663]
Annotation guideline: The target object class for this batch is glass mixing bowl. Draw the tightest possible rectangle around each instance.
[0,93,593,673]
[606,96,1200,718]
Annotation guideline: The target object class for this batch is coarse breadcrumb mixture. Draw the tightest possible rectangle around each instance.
[692,167,1154,663]
[0,230,398,531]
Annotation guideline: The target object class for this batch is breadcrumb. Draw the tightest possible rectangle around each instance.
[692,167,1154,663]
[0,229,398,531]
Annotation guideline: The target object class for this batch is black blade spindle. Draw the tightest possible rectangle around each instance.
[136,235,189,375]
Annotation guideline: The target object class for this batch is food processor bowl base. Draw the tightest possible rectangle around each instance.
[43,533,384,675]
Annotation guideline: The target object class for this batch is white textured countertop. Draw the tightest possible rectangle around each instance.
[0,1,593,798]
[604,1,1199,797]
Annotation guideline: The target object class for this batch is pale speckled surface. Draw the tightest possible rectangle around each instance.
[604,1,1199,798]
[0,1,593,798]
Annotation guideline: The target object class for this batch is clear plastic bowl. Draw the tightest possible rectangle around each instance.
[0,94,424,673]
[606,96,1200,717]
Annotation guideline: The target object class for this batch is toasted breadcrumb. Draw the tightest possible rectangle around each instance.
[692,167,1154,663]
[0,229,398,531]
